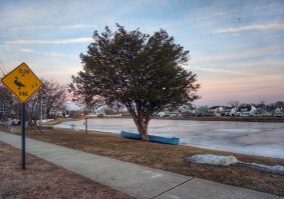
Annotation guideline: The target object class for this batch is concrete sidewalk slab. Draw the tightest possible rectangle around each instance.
[155,178,278,199]
[0,131,280,199]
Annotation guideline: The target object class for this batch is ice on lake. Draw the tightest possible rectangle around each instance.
[54,118,284,159]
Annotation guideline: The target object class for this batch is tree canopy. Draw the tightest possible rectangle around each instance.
[70,24,200,140]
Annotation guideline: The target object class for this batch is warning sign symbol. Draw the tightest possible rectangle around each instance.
[1,63,43,103]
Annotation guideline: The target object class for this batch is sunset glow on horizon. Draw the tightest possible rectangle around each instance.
[0,0,283,106]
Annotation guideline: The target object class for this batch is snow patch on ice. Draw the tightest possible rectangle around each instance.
[243,163,284,175]
[187,154,238,166]
[187,154,284,175]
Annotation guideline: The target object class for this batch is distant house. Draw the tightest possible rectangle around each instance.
[274,107,284,117]
[236,104,256,116]
[221,106,233,116]
[169,111,180,117]
[208,106,223,116]
[94,105,118,116]
[156,111,179,117]
[208,106,235,116]
[178,105,195,117]
[156,111,168,117]
[230,107,238,116]
[194,106,209,117]
[181,111,194,117]
[254,108,266,116]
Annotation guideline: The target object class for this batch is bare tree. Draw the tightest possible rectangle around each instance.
[28,79,67,120]
[0,85,18,118]
[227,101,240,108]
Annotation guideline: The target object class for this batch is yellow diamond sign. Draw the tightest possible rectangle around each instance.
[1,63,43,103]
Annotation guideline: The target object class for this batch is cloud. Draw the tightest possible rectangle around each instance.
[190,45,283,67]
[60,24,95,29]
[5,38,93,45]
[20,48,36,53]
[18,48,75,58]
[191,66,283,80]
[216,22,284,33]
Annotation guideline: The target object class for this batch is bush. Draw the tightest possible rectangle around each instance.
[97,114,104,118]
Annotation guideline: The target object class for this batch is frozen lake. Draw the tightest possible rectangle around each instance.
[54,118,284,159]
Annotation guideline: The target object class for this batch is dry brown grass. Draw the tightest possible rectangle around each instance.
[42,118,82,125]
[0,141,134,199]
[3,127,284,196]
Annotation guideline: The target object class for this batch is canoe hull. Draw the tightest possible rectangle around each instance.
[120,131,179,145]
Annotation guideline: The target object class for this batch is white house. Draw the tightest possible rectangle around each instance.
[230,107,238,116]
[221,107,233,116]
[274,107,284,117]
[236,105,256,116]
[208,106,224,116]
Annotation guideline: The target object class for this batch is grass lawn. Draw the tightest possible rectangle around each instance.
[0,141,133,199]
[2,127,284,196]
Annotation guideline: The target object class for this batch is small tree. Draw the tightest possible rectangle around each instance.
[0,85,18,118]
[28,79,67,120]
[70,24,200,140]
[275,101,284,107]
[227,100,240,108]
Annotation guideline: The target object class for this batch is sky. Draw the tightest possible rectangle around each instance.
[0,0,283,106]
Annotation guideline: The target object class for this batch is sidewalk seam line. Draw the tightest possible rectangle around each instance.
[150,177,194,199]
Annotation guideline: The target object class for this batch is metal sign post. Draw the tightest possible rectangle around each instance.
[84,117,88,134]
[21,103,26,170]
[1,63,43,170]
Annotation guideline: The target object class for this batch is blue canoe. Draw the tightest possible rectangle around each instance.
[120,131,180,145]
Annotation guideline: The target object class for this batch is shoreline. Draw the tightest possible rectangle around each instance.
[52,126,284,160]
[49,116,284,123]
[51,115,284,125]
[46,118,284,159]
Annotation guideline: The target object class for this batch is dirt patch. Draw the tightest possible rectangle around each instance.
[2,127,284,196]
[0,141,133,199]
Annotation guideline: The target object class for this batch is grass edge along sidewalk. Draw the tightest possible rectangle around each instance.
[0,141,134,199]
[0,131,281,199]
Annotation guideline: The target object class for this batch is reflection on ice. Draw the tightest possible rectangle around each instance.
[54,118,284,159]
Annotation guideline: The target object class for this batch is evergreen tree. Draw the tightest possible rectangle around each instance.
[70,24,200,140]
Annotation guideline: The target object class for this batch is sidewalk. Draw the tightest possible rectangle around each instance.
[0,131,281,199]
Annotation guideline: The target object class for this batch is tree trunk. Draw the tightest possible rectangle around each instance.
[126,105,151,141]
[133,117,149,141]
[137,121,149,141]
